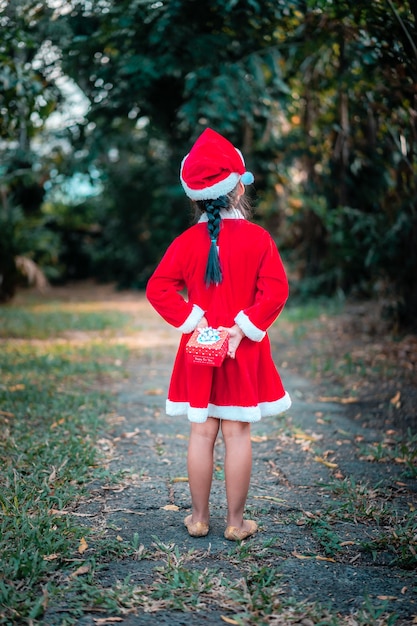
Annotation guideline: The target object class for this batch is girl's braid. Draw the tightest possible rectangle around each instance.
[203,195,228,287]
[206,200,222,242]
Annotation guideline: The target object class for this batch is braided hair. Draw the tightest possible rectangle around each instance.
[197,195,229,287]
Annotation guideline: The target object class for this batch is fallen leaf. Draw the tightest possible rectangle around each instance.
[401,587,407,595]
[78,537,88,554]
[8,384,25,392]
[145,388,163,396]
[292,551,336,562]
[221,617,239,625]
[121,429,140,438]
[161,504,179,511]
[0,410,14,418]
[116,535,123,542]
[43,553,59,561]
[318,396,358,404]
[254,495,285,503]
[93,619,124,625]
[50,508,68,516]
[251,435,268,442]
[292,551,312,560]
[337,429,350,436]
[293,429,321,442]
[377,596,397,601]
[314,456,338,469]
[172,477,188,483]
[340,541,356,547]
[390,391,401,405]
[50,418,65,429]
[70,564,90,578]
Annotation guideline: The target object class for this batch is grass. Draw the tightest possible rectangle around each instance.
[359,432,417,478]
[0,302,132,338]
[0,298,130,624]
[0,289,414,625]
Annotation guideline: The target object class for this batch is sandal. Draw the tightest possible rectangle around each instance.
[184,514,209,537]
[224,520,258,541]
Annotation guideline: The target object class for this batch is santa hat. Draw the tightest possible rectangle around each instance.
[180,128,254,200]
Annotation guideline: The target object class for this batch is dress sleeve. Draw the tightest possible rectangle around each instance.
[146,238,205,332]
[234,234,289,341]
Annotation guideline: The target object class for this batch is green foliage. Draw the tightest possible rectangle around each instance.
[1,0,417,326]
[54,0,299,286]
[273,1,417,325]
[0,1,65,297]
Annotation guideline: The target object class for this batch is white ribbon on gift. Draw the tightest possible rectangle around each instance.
[196,327,221,345]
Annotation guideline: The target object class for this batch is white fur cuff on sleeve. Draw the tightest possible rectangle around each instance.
[178,305,205,334]
[234,311,266,342]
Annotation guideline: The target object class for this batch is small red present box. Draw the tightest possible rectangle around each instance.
[186,327,229,367]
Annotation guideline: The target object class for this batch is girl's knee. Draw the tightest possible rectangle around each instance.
[221,419,251,440]
[190,417,220,441]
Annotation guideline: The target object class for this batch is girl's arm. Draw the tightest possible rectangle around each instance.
[234,234,289,342]
[146,239,205,333]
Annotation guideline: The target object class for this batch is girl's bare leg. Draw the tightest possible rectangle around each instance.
[187,417,220,524]
[221,419,253,530]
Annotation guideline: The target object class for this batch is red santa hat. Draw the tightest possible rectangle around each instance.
[180,128,254,201]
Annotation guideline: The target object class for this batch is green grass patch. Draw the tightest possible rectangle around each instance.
[0,323,128,624]
[0,303,132,338]
[281,297,344,323]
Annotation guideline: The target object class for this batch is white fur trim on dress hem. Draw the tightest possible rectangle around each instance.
[234,310,266,342]
[166,392,291,423]
[259,392,292,416]
[177,304,205,334]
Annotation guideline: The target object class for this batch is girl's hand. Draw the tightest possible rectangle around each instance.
[197,316,208,329]
[219,324,245,359]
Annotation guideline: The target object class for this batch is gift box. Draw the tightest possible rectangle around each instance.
[186,327,229,367]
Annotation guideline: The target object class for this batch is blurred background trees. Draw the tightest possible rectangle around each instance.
[1,0,416,327]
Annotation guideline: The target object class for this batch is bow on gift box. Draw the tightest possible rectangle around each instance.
[196,327,221,345]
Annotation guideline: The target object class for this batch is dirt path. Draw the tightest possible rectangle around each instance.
[43,291,416,625]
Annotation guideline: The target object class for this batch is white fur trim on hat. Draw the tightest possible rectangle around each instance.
[234,310,266,342]
[180,166,240,201]
[179,129,254,201]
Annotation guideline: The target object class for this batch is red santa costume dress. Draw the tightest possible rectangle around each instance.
[146,129,291,424]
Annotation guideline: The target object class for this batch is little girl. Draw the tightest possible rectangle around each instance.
[146,128,291,541]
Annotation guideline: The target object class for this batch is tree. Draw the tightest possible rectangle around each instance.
[275,0,417,326]
[55,0,297,285]
[0,0,63,299]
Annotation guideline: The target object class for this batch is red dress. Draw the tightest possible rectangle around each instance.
[146,212,291,423]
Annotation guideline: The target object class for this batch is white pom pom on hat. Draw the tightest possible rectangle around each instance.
[180,128,254,200]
